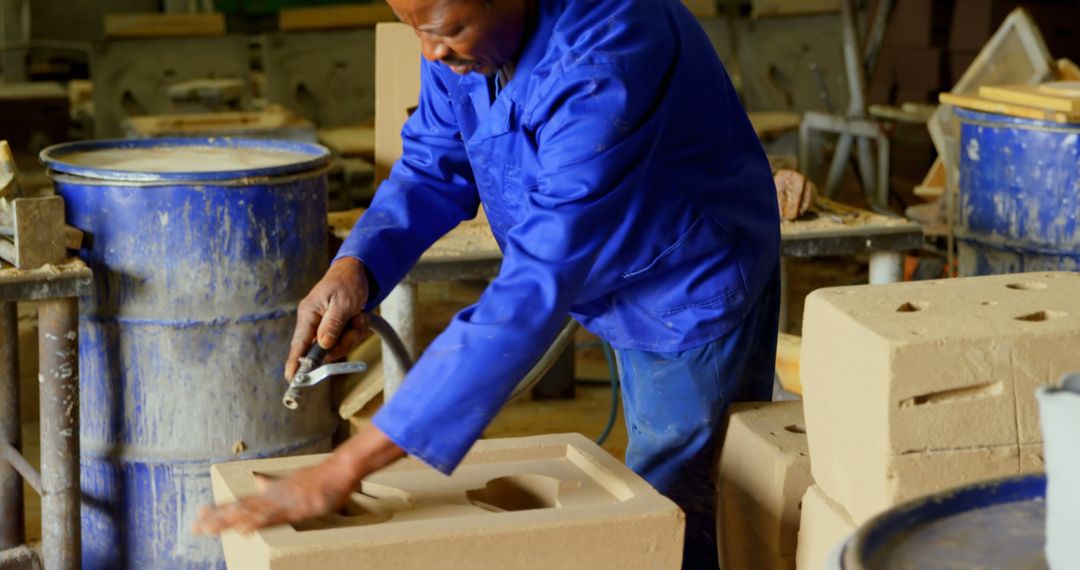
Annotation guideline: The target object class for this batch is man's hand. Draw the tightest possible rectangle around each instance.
[193,425,406,536]
[286,257,371,380]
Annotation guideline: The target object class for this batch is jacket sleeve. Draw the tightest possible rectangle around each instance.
[334,59,480,308]
[373,62,669,473]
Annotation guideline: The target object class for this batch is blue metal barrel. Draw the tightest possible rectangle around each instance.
[40,138,338,569]
[956,108,1080,276]
[836,474,1047,569]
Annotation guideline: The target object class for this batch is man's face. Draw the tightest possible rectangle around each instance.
[388,0,529,76]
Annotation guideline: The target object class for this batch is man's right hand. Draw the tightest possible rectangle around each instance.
[285,257,371,380]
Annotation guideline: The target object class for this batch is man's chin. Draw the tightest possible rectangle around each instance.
[446,62,493,76]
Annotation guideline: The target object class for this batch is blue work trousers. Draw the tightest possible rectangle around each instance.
[616,269,780,569]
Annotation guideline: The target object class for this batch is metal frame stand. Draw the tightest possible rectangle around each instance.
[0,260,91,570]
[798,0,895,208]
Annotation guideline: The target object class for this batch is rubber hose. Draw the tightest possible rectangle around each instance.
[371,314,581,404]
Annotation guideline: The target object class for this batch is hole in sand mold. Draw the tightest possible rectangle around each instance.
[467,475,579,512]
[896,301,929,312]
[900,381,1004,408]
[1015,310,1067,322]
[981,301,999,306]
[784,424,806,434]
[1007,282,1047,290]
[288,480,412,531]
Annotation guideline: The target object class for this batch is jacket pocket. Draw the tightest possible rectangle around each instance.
[621,215,705,280]
[621,214,747,316]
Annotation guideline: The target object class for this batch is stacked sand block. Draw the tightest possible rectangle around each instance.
[796,485,856,570]
[211,433,684,569]
[717,401,811,570]
[801,272,1073,523]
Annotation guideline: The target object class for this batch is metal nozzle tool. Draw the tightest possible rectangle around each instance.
[282,313,416,410]
[282,342,368,410]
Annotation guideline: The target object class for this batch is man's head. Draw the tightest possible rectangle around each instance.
[387,0,532,76]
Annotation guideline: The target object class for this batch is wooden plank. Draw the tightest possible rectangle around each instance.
[336,335,384,420]
[939,92,1080,123]
[103,13,225,38]
[280,3,396,32]
[775,332,802,396]
[913,157,946,198]
[1059,59,1080,81]
[374,22,422,186]
[752,0,839,19]
[1038,81,1080,98]
[978,84,1080,113]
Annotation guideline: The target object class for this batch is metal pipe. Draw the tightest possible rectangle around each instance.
[370,312,580,405]
[38,298,80,570]
[367,313,413,382]
[1,441,41,496]
[0,301,23,549]
[862,0,895,75]
[869,251,905,284]
[380,283,417,400]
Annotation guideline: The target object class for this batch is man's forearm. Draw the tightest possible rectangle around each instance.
[324,424,407,486]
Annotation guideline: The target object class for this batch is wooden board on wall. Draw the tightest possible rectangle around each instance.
[374,22,421,186]
[280,3,396,32]
[103,13,225,38]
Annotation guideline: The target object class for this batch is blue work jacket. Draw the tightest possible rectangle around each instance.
[336,0,780,473]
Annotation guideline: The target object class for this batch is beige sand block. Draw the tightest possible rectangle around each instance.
[1021,444,1045,473]
[718,401,810,568]
[723,527,794,570]
[211,434,684,569]
[845,445,1023,521]
[796,485,856,570]
[801,272,1080,516]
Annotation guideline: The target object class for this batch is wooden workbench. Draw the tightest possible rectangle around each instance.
[329,198,923,392]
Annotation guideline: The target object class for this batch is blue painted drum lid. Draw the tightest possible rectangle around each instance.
[844,474,1047,569]
[40,137,331,182]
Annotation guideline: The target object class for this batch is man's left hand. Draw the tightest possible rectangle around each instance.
[193,425,406,536]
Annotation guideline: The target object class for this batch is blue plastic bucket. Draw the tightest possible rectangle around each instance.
[41,138,338,569]
[956,108,1080,276]
[836,474,1047,569]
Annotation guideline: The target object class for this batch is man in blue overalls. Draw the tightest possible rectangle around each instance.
[196,0,780,566]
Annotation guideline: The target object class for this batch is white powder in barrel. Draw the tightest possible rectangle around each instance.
[59,145,311,173]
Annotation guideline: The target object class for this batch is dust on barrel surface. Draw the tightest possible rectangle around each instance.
[41,138,338,569]
[956,109,1080,276]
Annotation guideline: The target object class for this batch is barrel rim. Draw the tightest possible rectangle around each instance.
[843,473,1046,568]
[39,137,332,182]
[955,108,1080,131]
